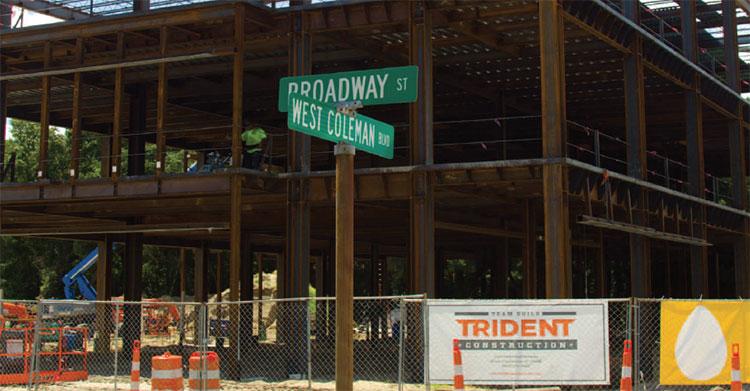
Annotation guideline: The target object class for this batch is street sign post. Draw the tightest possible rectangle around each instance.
[286,93,394,159]
[278,66,418,112]
[280,66,416,391]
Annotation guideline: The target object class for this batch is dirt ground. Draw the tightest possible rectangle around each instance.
[2,376,454,390]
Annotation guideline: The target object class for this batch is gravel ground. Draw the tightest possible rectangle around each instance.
[2,376,449,390]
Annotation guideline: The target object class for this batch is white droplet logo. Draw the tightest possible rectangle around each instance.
[674,305,727,380]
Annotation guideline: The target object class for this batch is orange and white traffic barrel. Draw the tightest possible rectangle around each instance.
[620,340,632,391]
[453,339,464,391]
[152,351,183,391]
[732,343,741,391]
[188,351,220,391]
[130,340,140,391]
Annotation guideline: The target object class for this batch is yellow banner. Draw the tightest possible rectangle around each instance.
[660,301,748,385]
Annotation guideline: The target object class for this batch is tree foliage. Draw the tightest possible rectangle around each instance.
[1,120,185,300]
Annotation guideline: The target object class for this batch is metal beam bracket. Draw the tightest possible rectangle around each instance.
[335,101,362,118]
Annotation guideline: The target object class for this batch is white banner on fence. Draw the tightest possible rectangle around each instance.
[427,300,610,385]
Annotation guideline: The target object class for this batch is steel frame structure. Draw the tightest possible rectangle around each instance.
[2,0,750,367]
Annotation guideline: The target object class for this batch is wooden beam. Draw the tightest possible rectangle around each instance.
[540,0,571,299]
[284,3,312,299]
[227,4,244,381]
[70,38,83,183]
[409,0,435,297]
[435,221,524,239]
[112,32,125,181]
[194,244,209,302]
[522,199,537,298]
[0,59,7,179]
[724,0,750,298]
[38,41,51,180]
[681,0,709,297]
[623,0,651,298]
[155,25,168,177]
[94,235,113,353]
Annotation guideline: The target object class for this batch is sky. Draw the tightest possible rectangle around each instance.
[10,6,62,28]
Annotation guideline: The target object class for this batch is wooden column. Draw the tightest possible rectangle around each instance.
[127,85,147,176]
[334,142,355,391]
[285,4,312,299]
[111,32,125,181]
[0,60,7,179]
[70,38,84,183]
[681,0,709,297]
[522,199,537,298]
[239,233,253,363]
[96,237,113,301]
[155,25,168,177]
[179,248,186,344]
[492,241,509,298]
[122,232,143,361]
[193,245,208,343]
[38,42,51,180]
[94,235,113,353]
[539,0,571,298]
[283,4,312,380]
[194,244,209,303]
[723,0,750,298]
[623,0,651,297]
[132,0,148,11]
[370,243,380,296]
[595,230,608,297]
[408,0,435,297]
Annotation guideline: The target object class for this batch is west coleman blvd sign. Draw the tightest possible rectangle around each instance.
[286,93,394,159]
[278,66,418,112]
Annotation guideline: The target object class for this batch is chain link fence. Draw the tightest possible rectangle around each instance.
[1,297,740,390]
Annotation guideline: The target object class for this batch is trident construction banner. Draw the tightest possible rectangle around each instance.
[427,300,609,385]
[660,300,748,385]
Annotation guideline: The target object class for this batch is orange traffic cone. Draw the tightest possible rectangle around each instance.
[130,340,140,391]
[620,340,632,391]
[732,343,741,391]
[453,339,464,391]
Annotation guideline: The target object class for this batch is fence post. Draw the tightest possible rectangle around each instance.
[664,157,670,187]
[307,299,312,391]
[27,300,42,391]
[202,303,208,391]
[113,302,121,391]
[398,298,406,391]
[423,298,430,391]
[632,298,640,391]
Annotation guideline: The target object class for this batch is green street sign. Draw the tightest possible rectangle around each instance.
[287,93,394,159]
[278,66,418,112]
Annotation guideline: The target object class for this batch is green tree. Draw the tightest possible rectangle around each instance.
[4,118,100,181]
[2,120,189,300]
